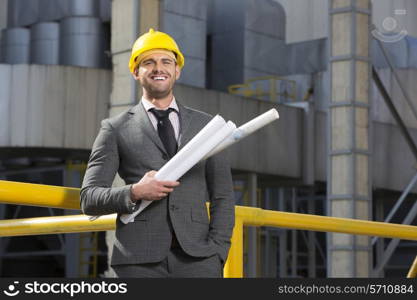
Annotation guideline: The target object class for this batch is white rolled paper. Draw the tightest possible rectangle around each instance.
[203,108,279,159]
[120,117,236,224]
[119,108,279,224]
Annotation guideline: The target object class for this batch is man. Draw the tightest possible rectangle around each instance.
[80,28,235,278]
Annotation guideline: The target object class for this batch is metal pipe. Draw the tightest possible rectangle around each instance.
[0,180,80,210]
[1,180,417,240]
[235,206,417,241]
[0,214,115,237]
[1,206,417,242]
[223,219,244,278]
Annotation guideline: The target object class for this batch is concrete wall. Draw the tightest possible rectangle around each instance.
[0,64,110,149]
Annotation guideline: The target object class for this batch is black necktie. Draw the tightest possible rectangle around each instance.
[149,108,178,158]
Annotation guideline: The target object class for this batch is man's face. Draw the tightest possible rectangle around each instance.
[133,52,181,100]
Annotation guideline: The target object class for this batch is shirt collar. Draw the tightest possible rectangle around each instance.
[141,97,179,113]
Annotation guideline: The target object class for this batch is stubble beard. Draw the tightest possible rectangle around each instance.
[142,78,175,100]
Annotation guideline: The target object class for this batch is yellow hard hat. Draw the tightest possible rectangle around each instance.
[128,28,185,73]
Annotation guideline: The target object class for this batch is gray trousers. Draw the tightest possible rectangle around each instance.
[112,247,223,278]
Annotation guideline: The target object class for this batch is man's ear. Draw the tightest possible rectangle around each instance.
[175,65,181,80]
[132,67,140,80]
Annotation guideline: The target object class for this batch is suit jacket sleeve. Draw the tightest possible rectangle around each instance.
[206,149,235,262]
[80,119,136,215]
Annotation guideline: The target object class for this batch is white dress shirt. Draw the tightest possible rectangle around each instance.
[141,97,180,141]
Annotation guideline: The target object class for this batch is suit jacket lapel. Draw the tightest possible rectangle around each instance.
[129,102,167,155]
[177,101,193,151]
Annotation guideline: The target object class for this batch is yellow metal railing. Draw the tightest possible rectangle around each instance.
[228,76,297,103]
[407,255,417,278]
[1,180,417,278]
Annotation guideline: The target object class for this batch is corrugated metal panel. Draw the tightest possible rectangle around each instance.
[1,64,110,148]
[0,64,11,146]
[26,65,46,146]
[42,65,66,147]
[30,22,59,65]
[1,28,30,64]
[10,65,30,146]
[59,17,104,68]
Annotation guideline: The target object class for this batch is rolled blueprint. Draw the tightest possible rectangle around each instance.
[120,118,236,224]
[203,108,279,159]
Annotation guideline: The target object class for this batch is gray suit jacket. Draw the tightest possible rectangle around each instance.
[80,100,235,266]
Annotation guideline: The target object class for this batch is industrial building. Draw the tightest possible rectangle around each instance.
[0,0,416,278]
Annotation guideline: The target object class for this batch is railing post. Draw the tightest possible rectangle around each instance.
[224,218,244,278]
[407,255,417,278]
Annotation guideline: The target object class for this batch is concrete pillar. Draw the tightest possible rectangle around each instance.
[328,0,372,277]
[110,0,160,116]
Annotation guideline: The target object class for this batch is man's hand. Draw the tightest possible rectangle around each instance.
[130,171,180,202]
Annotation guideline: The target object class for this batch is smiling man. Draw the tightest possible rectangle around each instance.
[80,29,235,278]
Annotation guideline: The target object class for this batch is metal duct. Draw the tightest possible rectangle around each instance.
[59,17,104,68]
[30,22,59,65]
[68,0,100,17]
[1,28,30,64]
[163,0,209,88]
[38,0,69,22]
[7,0,39,27]
[208,0,287,91]
[99,0,111,22]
